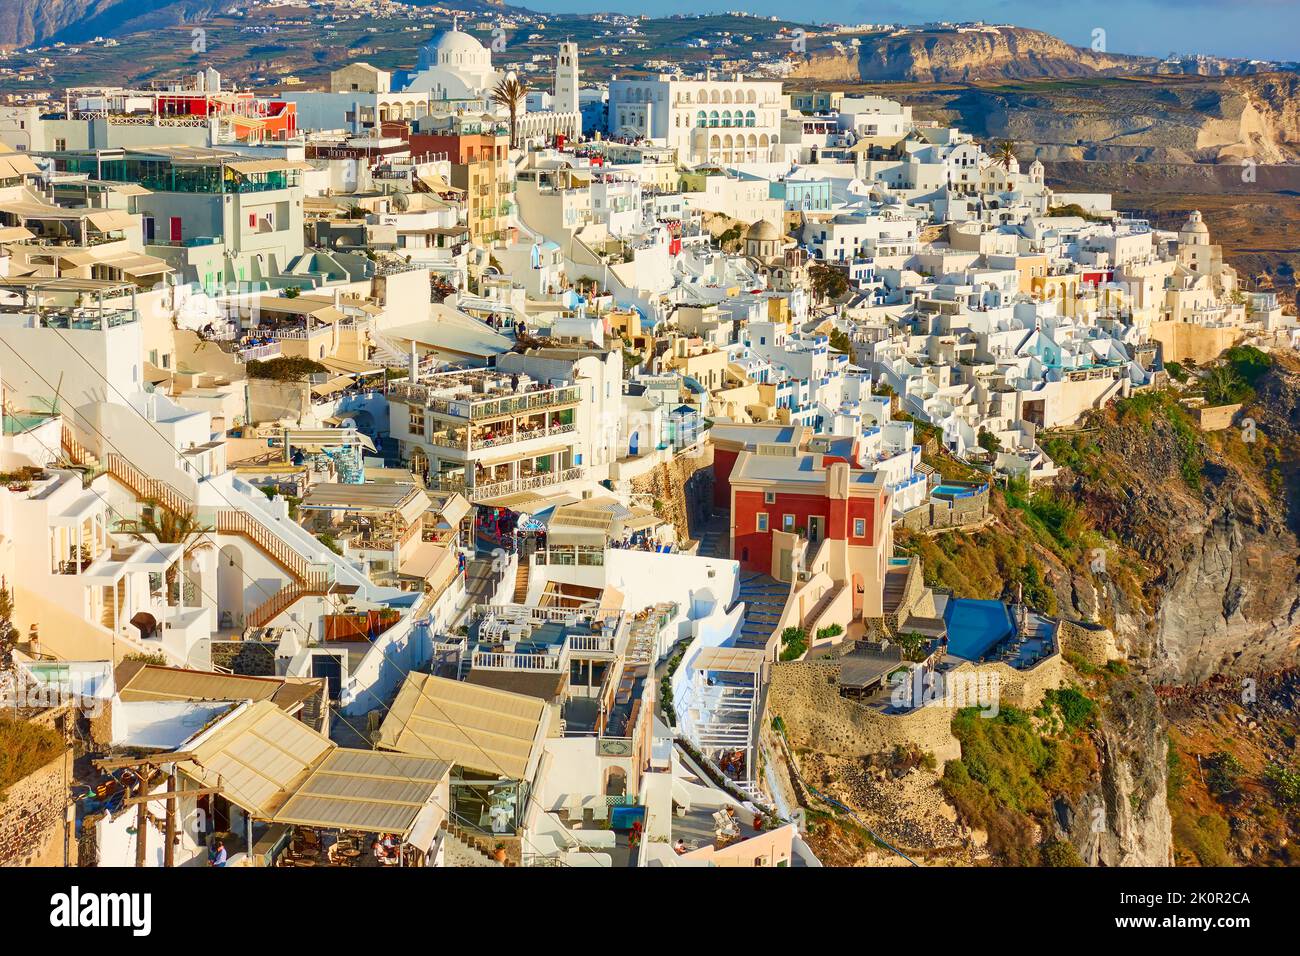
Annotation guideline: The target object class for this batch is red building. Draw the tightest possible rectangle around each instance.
[729,451,892,619]
[710,421,805,510]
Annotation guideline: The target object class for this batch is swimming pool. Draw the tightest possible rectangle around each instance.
[943,598,1014,661]
[932,483,987,499]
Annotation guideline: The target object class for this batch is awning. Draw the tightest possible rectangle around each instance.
[84,209,136,232]
[547,523,609,547]
[310,374,354,398]
[227,159,314,175]
[178,701,334,819]
[272,748,450,838]
[620,510,661,533]
[99,251,172,277]
[377,672,547,780]
[398,541,452,581]
[433,493,470,529]
[0,154,39,178]
[143,361,171,385]
[54,249,99,267]
[0,225,34,243]
[320,356,384,376]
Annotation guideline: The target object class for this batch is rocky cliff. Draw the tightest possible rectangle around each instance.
[789,26,1152,84]
[1056,676,1173,866]
[896,74,1300,164]
[1057,359,1300,685]
[0,0,233,48]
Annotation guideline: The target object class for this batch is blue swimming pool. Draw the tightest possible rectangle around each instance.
[944,598,1014,661]
[933,483,987,499]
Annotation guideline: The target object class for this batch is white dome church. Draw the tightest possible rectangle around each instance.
[404,23,501,102]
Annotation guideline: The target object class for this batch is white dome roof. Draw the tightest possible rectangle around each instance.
[417,29,489,70]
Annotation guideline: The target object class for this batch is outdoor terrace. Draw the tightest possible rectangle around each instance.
[391,369,581,422]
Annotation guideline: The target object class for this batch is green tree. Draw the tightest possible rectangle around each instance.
[490,74,529,149]
[994,140,1017,171]
[128,504,213,600]
[809,262,849,303]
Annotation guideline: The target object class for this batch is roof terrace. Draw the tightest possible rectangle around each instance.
[391,368,581,422]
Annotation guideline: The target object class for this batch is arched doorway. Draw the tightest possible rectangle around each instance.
[604,766,627,797]
[218,545,244,630]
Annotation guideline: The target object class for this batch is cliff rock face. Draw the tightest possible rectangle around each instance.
[1056,678,1173,866]
[916,74,1300,164]
[1054,359,1300,685]
[0,0,223,48]
[790,27,1148,84]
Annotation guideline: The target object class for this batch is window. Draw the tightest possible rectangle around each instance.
[853,518,866,538]
[782,514,795,533]
[763,491,776,504]
[756,513,768,532]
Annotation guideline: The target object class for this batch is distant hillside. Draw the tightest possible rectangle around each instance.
[790,26,1155,84]
[0,0,228,48]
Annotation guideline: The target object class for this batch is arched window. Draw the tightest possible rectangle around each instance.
[721,110,732,127]
[709,110,719,128]
[745,109,756,127]
[697,110,707,127]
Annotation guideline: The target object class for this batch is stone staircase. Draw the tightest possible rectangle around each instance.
[803,583,844,633]
[441,826,507,867]
[511,558,530,604]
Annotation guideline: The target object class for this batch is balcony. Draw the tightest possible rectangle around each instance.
[392,379,582,422]
[427,419,577,452]
[470,466,583,502]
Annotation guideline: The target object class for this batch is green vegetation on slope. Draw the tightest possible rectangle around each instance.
[0,718,64,799]
[941,700,1098,865]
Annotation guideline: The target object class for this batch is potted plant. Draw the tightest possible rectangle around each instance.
[492,844,507,863]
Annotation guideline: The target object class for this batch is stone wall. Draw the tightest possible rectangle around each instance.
[1192,403,1243,432]
[211,639,278,676]
[767,660,964,762]
[766,652,1066,764]
[0,751,74,867]
[1059,620,1121,668]
[629,445,715,545]
[896,485,990,533]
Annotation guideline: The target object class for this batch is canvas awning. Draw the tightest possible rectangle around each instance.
[227,159,314,175]
[310,374,354,398]
[177,700,334,819]
[272,748,450,838]
[0,225,34,243]
[99,251,172,276]
[693,646,767,673]
[398,541,452,581]
[377,672,547,780]
[84,209,136,232]
[547,523,609,547]
[320,356,384,376]
[0,154,39,179]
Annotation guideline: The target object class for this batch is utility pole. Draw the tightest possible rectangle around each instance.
[134,767,154,867]
[164,766,177,868]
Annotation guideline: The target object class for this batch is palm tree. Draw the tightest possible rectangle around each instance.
[127,502,213,604]
[994,140,1017,171]
[491,74,529,149]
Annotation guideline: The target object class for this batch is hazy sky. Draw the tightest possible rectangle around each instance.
[526,0,1300,61]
